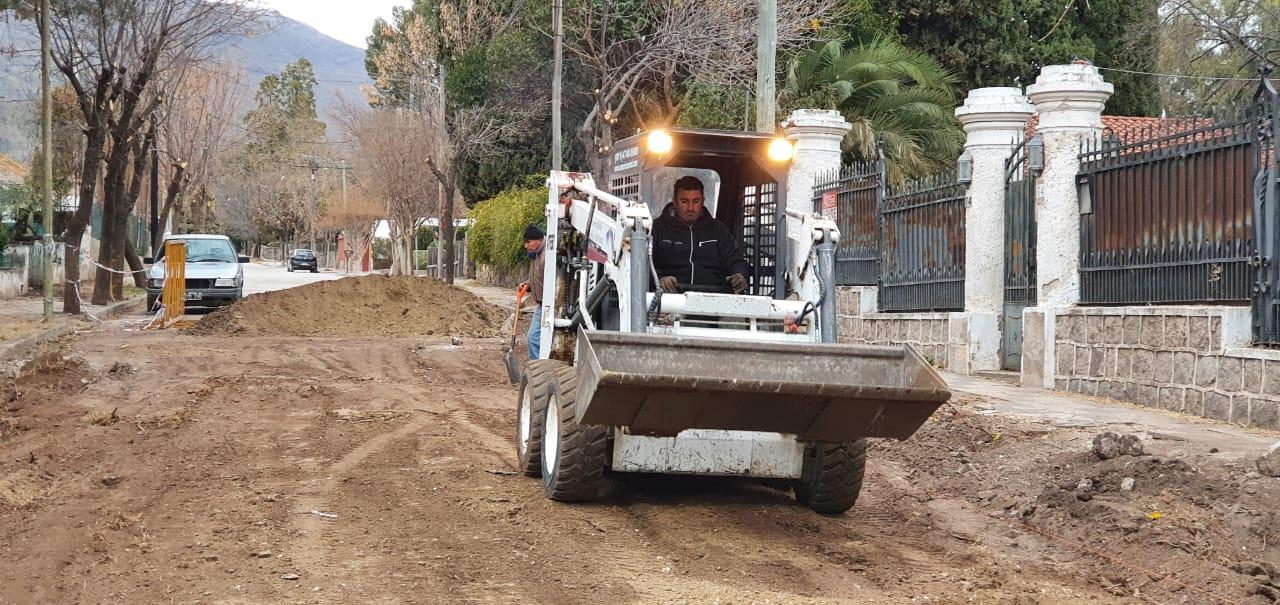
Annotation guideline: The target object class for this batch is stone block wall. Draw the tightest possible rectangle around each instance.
[835,287,953,369]
[1050,306,1280,430]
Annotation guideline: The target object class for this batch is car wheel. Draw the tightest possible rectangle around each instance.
[310,268,318,273]
[145,293,159,313]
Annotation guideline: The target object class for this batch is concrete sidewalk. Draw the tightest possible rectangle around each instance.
[0,295,142,361]
[944,371,1278,461]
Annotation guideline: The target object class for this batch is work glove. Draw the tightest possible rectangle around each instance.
[658,276,679,293]
[727,273,748,294]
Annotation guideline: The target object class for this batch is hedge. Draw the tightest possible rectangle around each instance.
[467,184,546,273]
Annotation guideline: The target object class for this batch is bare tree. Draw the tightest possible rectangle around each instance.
[337,102,437,277]
[35,0,260,310]
[566,0,839,177]
[318,187,381,274]
[157,64,247,242]
[1159,0,1280,70]
[366,3,525,284]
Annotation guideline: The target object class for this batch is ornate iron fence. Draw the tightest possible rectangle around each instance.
[879,175,967,312]
[1078,117,1257,305]
[1003,135,1042,369]
[812,161,882,286]
[1253,76,1280,346]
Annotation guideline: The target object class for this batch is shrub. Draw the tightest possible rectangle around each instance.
[468,184,546,273]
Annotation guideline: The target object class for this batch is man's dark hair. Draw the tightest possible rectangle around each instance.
[673,175,704,197]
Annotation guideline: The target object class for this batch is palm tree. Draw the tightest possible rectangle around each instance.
[780,38,964,181]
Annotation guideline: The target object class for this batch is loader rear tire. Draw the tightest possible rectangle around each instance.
[541,363,607,502]
[794,439,868,515]
[516,360,557,477]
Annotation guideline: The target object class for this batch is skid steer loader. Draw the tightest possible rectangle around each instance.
[514,128,950,514]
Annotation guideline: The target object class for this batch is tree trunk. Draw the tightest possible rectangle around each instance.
[61,125,106,314]
[124,237,145,288]
[93,141,132,305]
[153,163,188,253]
[441,182,456,284]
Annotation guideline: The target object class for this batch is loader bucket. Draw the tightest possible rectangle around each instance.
[574,329,950,442]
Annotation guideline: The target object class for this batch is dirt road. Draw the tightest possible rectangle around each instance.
[2,317,1278,604]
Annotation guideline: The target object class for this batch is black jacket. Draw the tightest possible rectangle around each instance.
[651,203,749,288]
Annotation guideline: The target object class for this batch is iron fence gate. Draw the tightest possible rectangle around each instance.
[812,161,882,285]
[1078,117,1257,305]
[1003,136,1041,369]
[879,175,967,312]
[1254,76,1280,346]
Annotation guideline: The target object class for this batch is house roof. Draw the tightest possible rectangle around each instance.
[0,153,28,185]
[1026,115,1211,145]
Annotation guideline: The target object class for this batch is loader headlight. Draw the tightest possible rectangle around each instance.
[767,137,796,162]
[646,130,673,155]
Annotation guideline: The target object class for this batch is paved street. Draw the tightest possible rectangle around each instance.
[242,261,343,296]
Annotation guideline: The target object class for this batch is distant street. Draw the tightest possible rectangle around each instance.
[242,261,342,296]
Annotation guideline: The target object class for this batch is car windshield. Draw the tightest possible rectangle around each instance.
[161,239,237,263]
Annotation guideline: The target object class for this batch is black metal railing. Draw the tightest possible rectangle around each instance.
[812,161,882,286]
[1078,117,1257,305]
[879,174,967,312]
[1253,74,1280,346]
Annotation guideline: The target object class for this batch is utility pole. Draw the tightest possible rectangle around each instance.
[149,112,160,256]
[755,0,777,134]
[40,0,54,321]
[551,0,563,171]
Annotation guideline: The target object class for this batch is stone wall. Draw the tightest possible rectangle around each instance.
[1046,306,1280,430]
[0,268,24,299]
[835,286,953,369]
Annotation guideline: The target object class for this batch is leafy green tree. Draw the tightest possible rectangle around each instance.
[243,59,326,161]
[779,38,964,179]
[861,0,1159,116]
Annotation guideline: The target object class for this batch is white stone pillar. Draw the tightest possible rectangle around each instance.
[782,109,853,216]
[954,88,1034,373]
[1026,64,1112,308]
[1022,63,1113,388]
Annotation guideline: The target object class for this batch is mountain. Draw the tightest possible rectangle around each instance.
[0,10,372,164]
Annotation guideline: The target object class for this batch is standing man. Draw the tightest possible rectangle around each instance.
[652,176,750,294]
[522,224,546,360]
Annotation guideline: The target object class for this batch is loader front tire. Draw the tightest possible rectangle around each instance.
[794,439,868,515]
[516,360,560,476]
[541,363,607,502]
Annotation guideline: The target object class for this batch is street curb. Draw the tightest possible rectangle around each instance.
[97,297,143,320]
[0,297,143,364]
[0,322,74,363]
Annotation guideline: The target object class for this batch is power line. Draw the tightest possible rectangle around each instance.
[1095,65,1268,83]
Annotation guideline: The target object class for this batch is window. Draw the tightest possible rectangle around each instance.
[159,238,237,263]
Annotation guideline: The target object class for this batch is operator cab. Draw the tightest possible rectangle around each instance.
[606,128,794,299]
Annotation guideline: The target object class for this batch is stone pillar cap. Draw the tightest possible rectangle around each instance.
[955,87,1034,124]
[782,108,853,134]
[1026,63,1114,103]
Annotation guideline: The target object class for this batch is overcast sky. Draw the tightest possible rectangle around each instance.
[254,0,409,48]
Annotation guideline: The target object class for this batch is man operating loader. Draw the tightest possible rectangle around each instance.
[652,176,750,294]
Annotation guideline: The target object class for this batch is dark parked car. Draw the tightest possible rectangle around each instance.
[288,249,318,273]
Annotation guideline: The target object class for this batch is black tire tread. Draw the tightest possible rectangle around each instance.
[795,439,868,514]
[543,365,607,502]
[516,360,558,476]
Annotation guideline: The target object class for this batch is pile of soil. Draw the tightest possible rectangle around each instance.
[1,349,93,411]
[878,397,1280,605]
[189,275,503,338]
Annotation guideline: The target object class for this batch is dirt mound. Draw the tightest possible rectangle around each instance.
[189,275,503,338]
[1,349,93,411]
